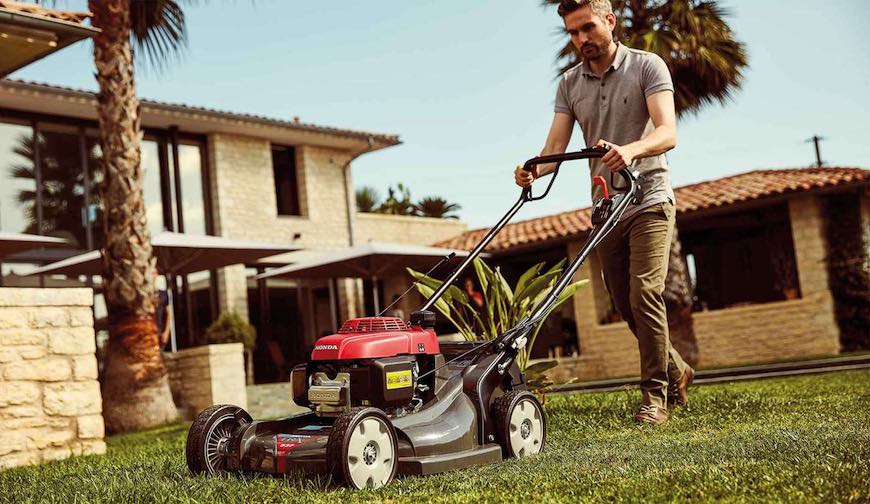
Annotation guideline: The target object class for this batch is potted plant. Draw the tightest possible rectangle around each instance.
[205,312,257,385]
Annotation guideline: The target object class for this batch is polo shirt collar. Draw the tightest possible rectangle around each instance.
[581,42,628,77]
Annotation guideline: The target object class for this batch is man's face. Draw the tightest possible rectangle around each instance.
[563,6,615,61]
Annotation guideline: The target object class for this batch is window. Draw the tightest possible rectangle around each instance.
[272,145,300,216]
[680,204,801,311]
[0,111,217,350]
[0,119,36,235]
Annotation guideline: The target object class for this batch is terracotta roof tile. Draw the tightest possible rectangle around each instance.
[437,167,869,253]
[0,1,91,24]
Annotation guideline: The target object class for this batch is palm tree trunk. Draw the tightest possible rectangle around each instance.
[90,0,178,433]
[664,227,699,367]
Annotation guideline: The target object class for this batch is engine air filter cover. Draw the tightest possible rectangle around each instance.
[338,317,407,333]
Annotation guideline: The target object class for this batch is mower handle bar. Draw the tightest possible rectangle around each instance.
[416,158,641,382]
[419,147,636,313]
[520,146,636,201]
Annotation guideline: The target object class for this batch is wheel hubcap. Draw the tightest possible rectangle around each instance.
[508,398,543,457]
[204,414,236,473]
[346,417,394,489]
[520,419,532,439]
[363,441,378,465]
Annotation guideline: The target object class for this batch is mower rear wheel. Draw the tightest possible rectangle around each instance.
[327,407,398,489]
[493,391,546,458]
[186,404,251,475]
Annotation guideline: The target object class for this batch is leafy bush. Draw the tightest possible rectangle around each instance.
[204,312,256,350]
[408,258,586,371]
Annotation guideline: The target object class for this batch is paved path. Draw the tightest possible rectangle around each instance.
[246,382,309,419]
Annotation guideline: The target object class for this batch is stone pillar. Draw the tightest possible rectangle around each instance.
[164,343,247,420]
[788,195,840,353]
[0,288,105,469]
[216,264,249,321]
[567,240,596,354]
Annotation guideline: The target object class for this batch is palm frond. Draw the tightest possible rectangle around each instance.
[130,0,195,71]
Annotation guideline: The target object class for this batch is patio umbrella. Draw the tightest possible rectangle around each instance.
[0,231,67,259]
[27,231,300,352]
[254,241,474,313]
[26,231,299,276]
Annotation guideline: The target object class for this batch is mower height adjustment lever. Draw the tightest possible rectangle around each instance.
[591,176,612,226]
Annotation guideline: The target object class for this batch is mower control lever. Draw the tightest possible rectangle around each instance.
[592,175,609,199]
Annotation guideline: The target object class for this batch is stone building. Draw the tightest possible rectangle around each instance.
[438,167,869,381]
[0,78,466,384]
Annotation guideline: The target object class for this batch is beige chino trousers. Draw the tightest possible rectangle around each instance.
[596,201,687,408]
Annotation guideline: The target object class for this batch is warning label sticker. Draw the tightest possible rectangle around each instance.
[276,434,312,473]
[385,370,413,390]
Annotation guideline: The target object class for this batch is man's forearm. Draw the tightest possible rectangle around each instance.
[535,144,568,177]
[626,124,676,160]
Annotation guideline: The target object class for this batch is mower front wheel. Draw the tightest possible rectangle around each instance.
[493,391,546,458]
[327,407,398,489]
[186,404,251,475]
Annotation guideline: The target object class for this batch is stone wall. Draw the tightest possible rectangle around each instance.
[354,213,468,247]
[550,194,841,383]
[0,288,104,470]
[164,343,247,420]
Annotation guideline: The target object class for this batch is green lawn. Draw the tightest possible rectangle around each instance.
[2,370,869,503]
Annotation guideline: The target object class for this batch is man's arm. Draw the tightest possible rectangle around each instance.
[160,306,173,346]
[515,112,574,187]
[597,90,677,172]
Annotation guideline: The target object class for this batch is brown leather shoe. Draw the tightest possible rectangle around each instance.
[667,366,695,407]
[634,405,669,425]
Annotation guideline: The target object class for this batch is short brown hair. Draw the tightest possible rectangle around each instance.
[557,0,613,20]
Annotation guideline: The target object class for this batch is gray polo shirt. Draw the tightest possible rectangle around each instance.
[554,42,675,219]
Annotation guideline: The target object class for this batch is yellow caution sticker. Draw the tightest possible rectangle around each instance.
[385,370,413,390]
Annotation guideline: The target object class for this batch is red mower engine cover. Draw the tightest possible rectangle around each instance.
[311,317,439,360]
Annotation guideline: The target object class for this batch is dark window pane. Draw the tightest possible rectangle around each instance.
[38,125,88,249]
[188,270,214,342]
[272,146,300,216]
[85,135,104,249]
[0,120,36,234]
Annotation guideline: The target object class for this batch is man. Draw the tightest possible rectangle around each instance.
[153,270,172,349]
[514,0,694,425]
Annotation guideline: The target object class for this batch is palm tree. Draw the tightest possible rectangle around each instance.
[415,196,462,219]
[377,183,417,216]
[355,186,381,213]
[544,0,749,365]
[83,0,194,432]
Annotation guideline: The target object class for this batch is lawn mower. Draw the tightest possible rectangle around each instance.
[185,147,644,489]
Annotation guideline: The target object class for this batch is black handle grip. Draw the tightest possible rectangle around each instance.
[520,146,637,202]
[521,146,610,173]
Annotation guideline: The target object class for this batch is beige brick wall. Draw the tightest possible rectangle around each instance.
[164,343,247,420]
[548,195,840,382]
[0,288,105,470]
[355,214,468,246]
[206,133,470,329]
[207,134,360,322]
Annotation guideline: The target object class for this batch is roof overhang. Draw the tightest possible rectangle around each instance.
[0,79,401,155]
[0,6,99,78]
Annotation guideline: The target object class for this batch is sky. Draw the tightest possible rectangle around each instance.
[8,0,870,229]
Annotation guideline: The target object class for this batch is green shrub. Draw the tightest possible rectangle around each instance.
[408,257,586,372]
[204,312,256,350]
